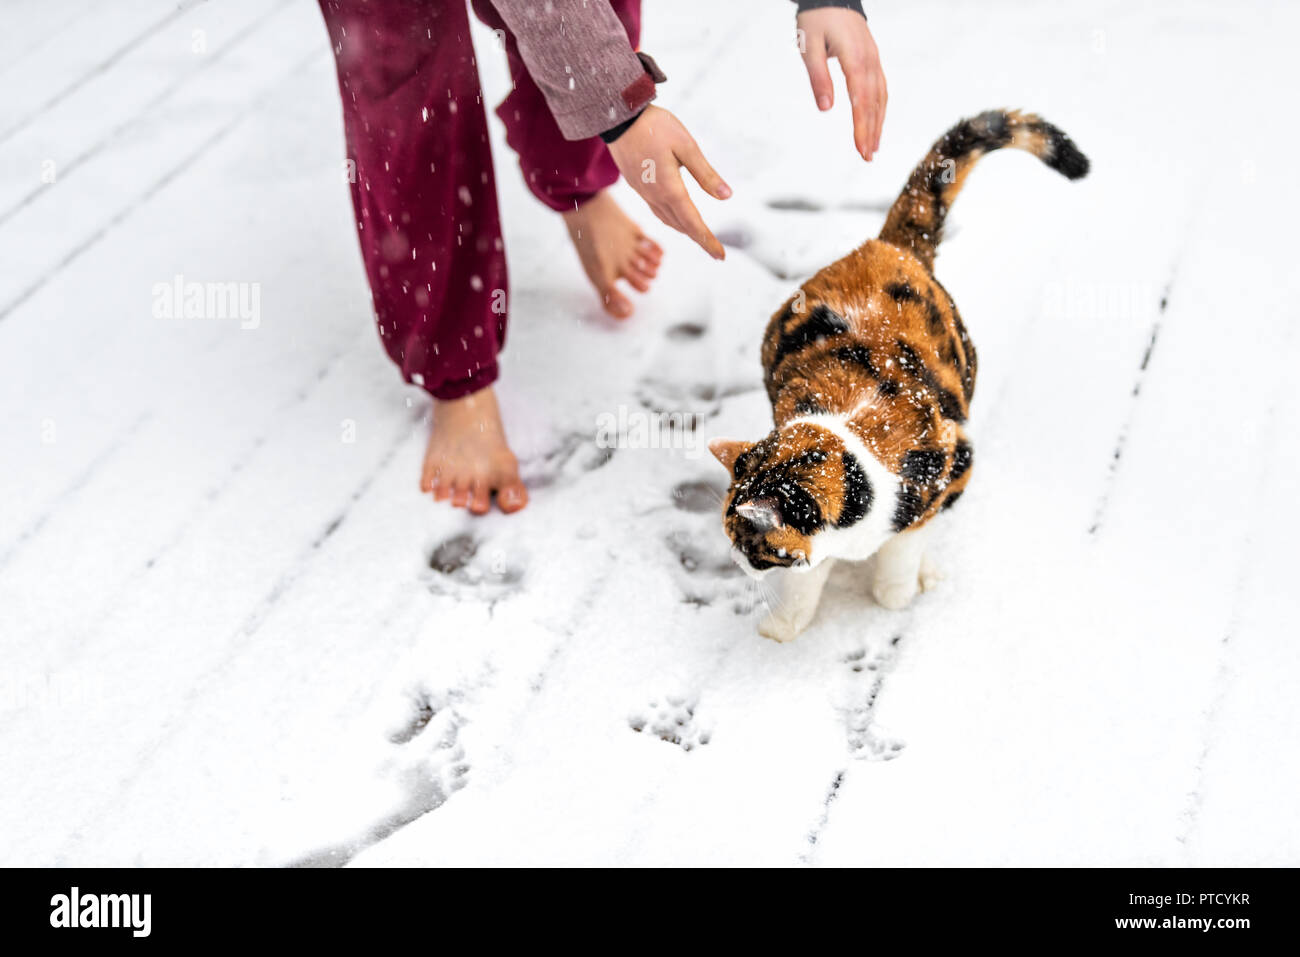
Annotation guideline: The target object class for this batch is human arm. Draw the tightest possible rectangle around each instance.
[792,1,888,159]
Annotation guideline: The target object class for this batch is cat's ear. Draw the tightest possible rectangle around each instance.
[736,497,785,530]
[708,438,751,471]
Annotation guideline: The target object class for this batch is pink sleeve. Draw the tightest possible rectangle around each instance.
[487,0,661,140]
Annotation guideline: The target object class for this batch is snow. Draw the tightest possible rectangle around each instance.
[2,0,1298,866]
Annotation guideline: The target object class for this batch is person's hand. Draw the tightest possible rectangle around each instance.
[797,8,887,160]
[606,105,731,260]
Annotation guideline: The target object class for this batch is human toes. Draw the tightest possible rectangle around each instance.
[497,479,529,514]
[426,467,453,501]
[625,249,658,282]
[467,477,492,516]
[601,286,634,319]
[637,236,664,263]
[620,267,652,294]
[450,481,472,509]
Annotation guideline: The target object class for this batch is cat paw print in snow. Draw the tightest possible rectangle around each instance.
[841,645,906,761]
[629,696,711,752]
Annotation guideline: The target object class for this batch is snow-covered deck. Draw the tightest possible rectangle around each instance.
[3,0,1297,866]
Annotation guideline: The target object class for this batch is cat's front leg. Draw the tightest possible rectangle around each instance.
[871,525,937,610]
[758,559,836,642]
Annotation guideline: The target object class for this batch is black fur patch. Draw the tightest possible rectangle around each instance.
[896,339,965,422]
[732,447,761,479]
[1044,128,1090,179]
[901,448,947,484]
[950,440,973,481]
[925,300,947,335]
[795,448,829,467]
[1019,116,1090,179]
[837,451,872,527]
[793,397,826,416]
[772,304,849,370]
[925,165,949,197]
[970,109,1012,141]
[940,490,963,511]
[731,449,827,536]
[904,212,940,239]
[832,344,878,378]
[878,379,901,397]
[769,483,823,535]
[892,487,926,532]
[894,340,922,375]
[885,281,921,303]
[927,111,1013,193]
[954,312,977,398]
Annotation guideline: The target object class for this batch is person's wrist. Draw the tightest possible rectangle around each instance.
[600,52,666,144]
[796,0,866,16]
[600,109,645,144]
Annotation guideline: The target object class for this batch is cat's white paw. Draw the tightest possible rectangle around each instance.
[758,607,815,642]
[919,554,944,593]
[872,577,919,611]
[756,561,834,642]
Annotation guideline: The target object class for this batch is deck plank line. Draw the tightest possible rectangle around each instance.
[0,0,97,86]
[49,408,427,850]
[0,0,295,228]
[0,340,359,683]
[0,0,205,148]
[1086,194,1208,536]
[1174,359,1291,852]
[0,44,325,325]
[0,411,152,572]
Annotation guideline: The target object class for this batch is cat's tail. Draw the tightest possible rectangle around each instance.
[878,109,1089,269]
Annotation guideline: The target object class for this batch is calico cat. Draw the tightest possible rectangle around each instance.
[709,110,1088,641]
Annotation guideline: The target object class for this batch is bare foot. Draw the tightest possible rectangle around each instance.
[419,388,528,515]
[561,190,663,319]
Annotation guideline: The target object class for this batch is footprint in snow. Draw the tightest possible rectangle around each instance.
[767,196,826,212]
[285,685,470,868]
[427,533,525,603]
[633,311,758,419]
[383,686,471,792]
[629,695,711,752]
[715,226,753,250]
[665,320,708,340]
[766,196,894,214]
[841,640,906,761]
[521,430,615,489]
[670,478,726,515]
[664,526,759,611]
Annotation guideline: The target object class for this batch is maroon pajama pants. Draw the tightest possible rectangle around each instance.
[318,0,642,400]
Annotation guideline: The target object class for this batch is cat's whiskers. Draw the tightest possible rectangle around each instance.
[752,573,785,616]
